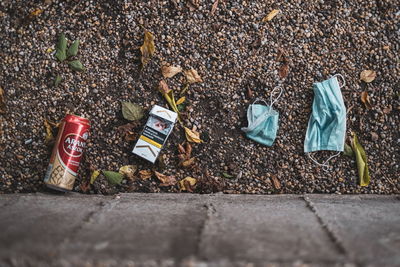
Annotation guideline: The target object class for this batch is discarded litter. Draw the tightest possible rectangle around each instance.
[44,114,90,192]
[132,105,177,163]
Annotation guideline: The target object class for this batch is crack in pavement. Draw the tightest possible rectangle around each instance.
[302,196,348,257]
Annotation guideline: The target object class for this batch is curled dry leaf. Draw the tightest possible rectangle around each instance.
[119,165,137,180]
[140,30,155,67]
[44,119,56,144]
[179,177,197,192]
[176,96,186,105]
[0,87,6,114]
[161,65,182,78]
[278,63,289,79]
[360,91,372,109]
[158,80,171,95]
[184,127,203,143]
[262,9,280,22]
[118,121,140,142]
[271,175,281,190]
[139,170,152,180]
[211,0,219,15]
[154,171,177,187]
[181,157,196,168]
[360,70,376,83]
[184,69,203,84]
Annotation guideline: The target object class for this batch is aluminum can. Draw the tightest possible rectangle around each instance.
[44,114,90,192]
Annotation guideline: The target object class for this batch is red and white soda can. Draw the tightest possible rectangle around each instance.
[44,114,90,192]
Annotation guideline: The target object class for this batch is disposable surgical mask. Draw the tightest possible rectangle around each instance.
[304,74,346,169]
[242,86,283,147]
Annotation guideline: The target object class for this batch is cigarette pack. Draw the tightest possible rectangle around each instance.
[132,105,178,163]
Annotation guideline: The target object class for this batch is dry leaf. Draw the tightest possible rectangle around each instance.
[360,91,372,109]
[271,175,281,190]
[184,127,203,143]
[90,170,101,184]
[162,65,182,78]
[140,30,155,67]
[184,69,202,84]
[211,0,219,15]
[262,9,280,22]
[278,63,289,79]
[119,165,137,180]
[181,157,196,168]
[30,9,43,17]
[80,180,91,193]
[351,132,370,186]
[158,80,171,95]
[187,0,199,11]
[185,142,192,158]
[118,122,140,142]
[360,70,376,83]
[178,144,186,154]
[139,170,152,180]
[44,119,55,144]
[383,106,392,114]
[179,177,197,192]
[154,171,177,187]
[176,96,186,105]
[0,87,6,114]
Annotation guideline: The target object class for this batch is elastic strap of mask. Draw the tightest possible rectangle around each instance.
[333,74,346,88]
[269,86,284,108]
[307,151,341,172]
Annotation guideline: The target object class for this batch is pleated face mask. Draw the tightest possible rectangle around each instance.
[242,86,283,147]
[304,74,346,169]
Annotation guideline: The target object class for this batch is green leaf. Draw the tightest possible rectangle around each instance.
[67,39,79,57]
[222,172,233,178]
[121,101,144,121]
[103,171,124,185]
[55,33,67,62]
[343,143,354,157]
[351,133,370,187]
[54,75,62,87]
[68,60,85,72]
[177,103,186,112]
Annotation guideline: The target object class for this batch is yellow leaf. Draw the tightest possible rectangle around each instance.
[351,133,370,186]
[30,9,43,17]
[119,165,137,180]
[360,70,376,83]
[140,30,155,67]
[44,119,54,144]
[0,87,6,114]
[161,65,182,78]
[139,170,152,180]
[178,177,197,192]
[262,9,280,22]
[90,170,100,184]
[184,127,203,143]
[176,96,186,105]
[181,157,196,168]
[184,69,202,84]
[46,47,54,53]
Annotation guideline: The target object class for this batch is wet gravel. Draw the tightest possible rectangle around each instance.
[0,0,399,194]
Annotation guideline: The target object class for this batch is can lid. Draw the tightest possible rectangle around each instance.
[64,114,90,126]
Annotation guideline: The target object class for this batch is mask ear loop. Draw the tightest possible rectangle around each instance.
[307,151,341,171]
[333,74,346,88]
[268,86,284,109]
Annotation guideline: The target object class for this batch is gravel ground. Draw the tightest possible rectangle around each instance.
[0,0,399,194]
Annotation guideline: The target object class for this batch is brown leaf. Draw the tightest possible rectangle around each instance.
[139,170,152,180]
[187,0,199,11]
[278,63,289,79]
[178,143,186,154]
[247,88,253,99]
[383,106,392,114]
[211,0,219,15]
[140,30,155,67]
[0,87,6,114]
[271,175,281,190]
[154,171,177,187]
[360,91,372,109]
[185,142,192,159]
[118,122,140,142]
[181,157,196,168]
[158,80,171,95]
[161,65,182,78]
[360,70,376,83]
[262,9,280,22]
[184,69,203,84]
[179,177,197,192]
[80,180,91,193]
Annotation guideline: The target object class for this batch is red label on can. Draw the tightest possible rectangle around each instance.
[57,115,90,174]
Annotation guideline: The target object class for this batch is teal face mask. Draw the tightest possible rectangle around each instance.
[304,74,346,168]
[242,87,283,147]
